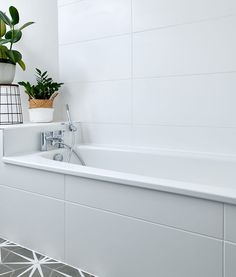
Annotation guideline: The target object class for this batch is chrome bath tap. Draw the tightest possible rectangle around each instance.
[66,104,77,132]
[40,130,65,151]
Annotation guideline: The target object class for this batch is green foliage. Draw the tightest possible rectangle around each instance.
[0,20,6,37]
[19,69,64,100]
[0,6,34,70]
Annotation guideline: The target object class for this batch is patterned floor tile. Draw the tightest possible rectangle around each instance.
[0,238,97,277]
[0,264,13,275]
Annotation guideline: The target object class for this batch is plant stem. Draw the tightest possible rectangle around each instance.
[10,25,14,50]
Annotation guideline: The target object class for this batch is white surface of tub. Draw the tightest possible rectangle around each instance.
[3,144,236,204]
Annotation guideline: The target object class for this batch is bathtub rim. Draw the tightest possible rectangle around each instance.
[2,146,236,205]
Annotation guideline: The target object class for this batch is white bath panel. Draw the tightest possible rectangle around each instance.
[0,185,65,261]
[65,175,223,238]
[65,202,223,277]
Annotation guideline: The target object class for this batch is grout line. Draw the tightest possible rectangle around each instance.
[0,183,64,202]
[68,200,223,242]
[224,239,236,245]
[130,0,135,145]
[63,175,66,262]
[62,77,131,85]
[58,13,236,46]
[77,122,236,130]
[132,70,236,80]
[59,32,131,46]
[61,70,236,86]
[223,204,225,241]
[58,0,85,8]
[223,204,225,277]
[133,13,236,34]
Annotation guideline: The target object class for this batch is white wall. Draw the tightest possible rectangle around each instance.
[1,0,60,121]
[58,0,236,155]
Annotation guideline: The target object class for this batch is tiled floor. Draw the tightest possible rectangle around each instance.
[0,238,96,277]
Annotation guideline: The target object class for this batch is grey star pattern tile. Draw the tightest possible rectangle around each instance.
[0,238,97,277]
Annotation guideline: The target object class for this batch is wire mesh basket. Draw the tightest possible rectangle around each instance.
[0,84,23,125]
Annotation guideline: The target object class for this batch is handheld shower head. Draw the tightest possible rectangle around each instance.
[66,104,77,132]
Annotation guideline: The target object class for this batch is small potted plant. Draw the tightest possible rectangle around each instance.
[0,6,34,84]
[19,69,64,123]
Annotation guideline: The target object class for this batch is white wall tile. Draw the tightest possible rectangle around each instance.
[59,35,131,82]
[133,125,236,155]
[58,0,131,43]
[133,16,236,78]
[58,0,79,6]
[62,80,132,123]
[133,0,236,32]
[58,1,236,154]
[81,123,132,145]
[133,73,236,127]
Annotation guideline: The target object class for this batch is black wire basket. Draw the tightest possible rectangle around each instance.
[0,84,23,125]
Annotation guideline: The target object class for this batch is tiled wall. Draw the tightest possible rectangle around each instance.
[58,0,236,155]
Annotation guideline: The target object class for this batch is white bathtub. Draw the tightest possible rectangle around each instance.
[3,144,236,204]
[3,144,236,276]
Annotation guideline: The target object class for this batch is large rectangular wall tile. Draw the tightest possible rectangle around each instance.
[133,73,236,127]
[58,0,79,7]
[59,0,131,43]
[133,0,236,32]
[65,175,223,238]
[59,35,131,82]
[133,125,236,155]
[81,123,132,145]
[225,242,236,277]
[65,203,223,277]
[58,1,236,153]
[62,80,132,124]
[225,204,236,243]
[0,185,65,261]
[133,16,236,78]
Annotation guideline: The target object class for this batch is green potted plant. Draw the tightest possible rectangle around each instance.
[0,6,34,84]
[19,69,64,123]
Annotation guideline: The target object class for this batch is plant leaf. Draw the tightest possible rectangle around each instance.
[5,30,22,43]
[18,59,26,71]
[0,20,6,37]
[19,21,34,31]
[0,38,11,45]
[5,49,22,63]
[9,6,19,25]
[0,45,8,59]
[0,11,12,26]
[12,50,22,62]
[5,49,15,62]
